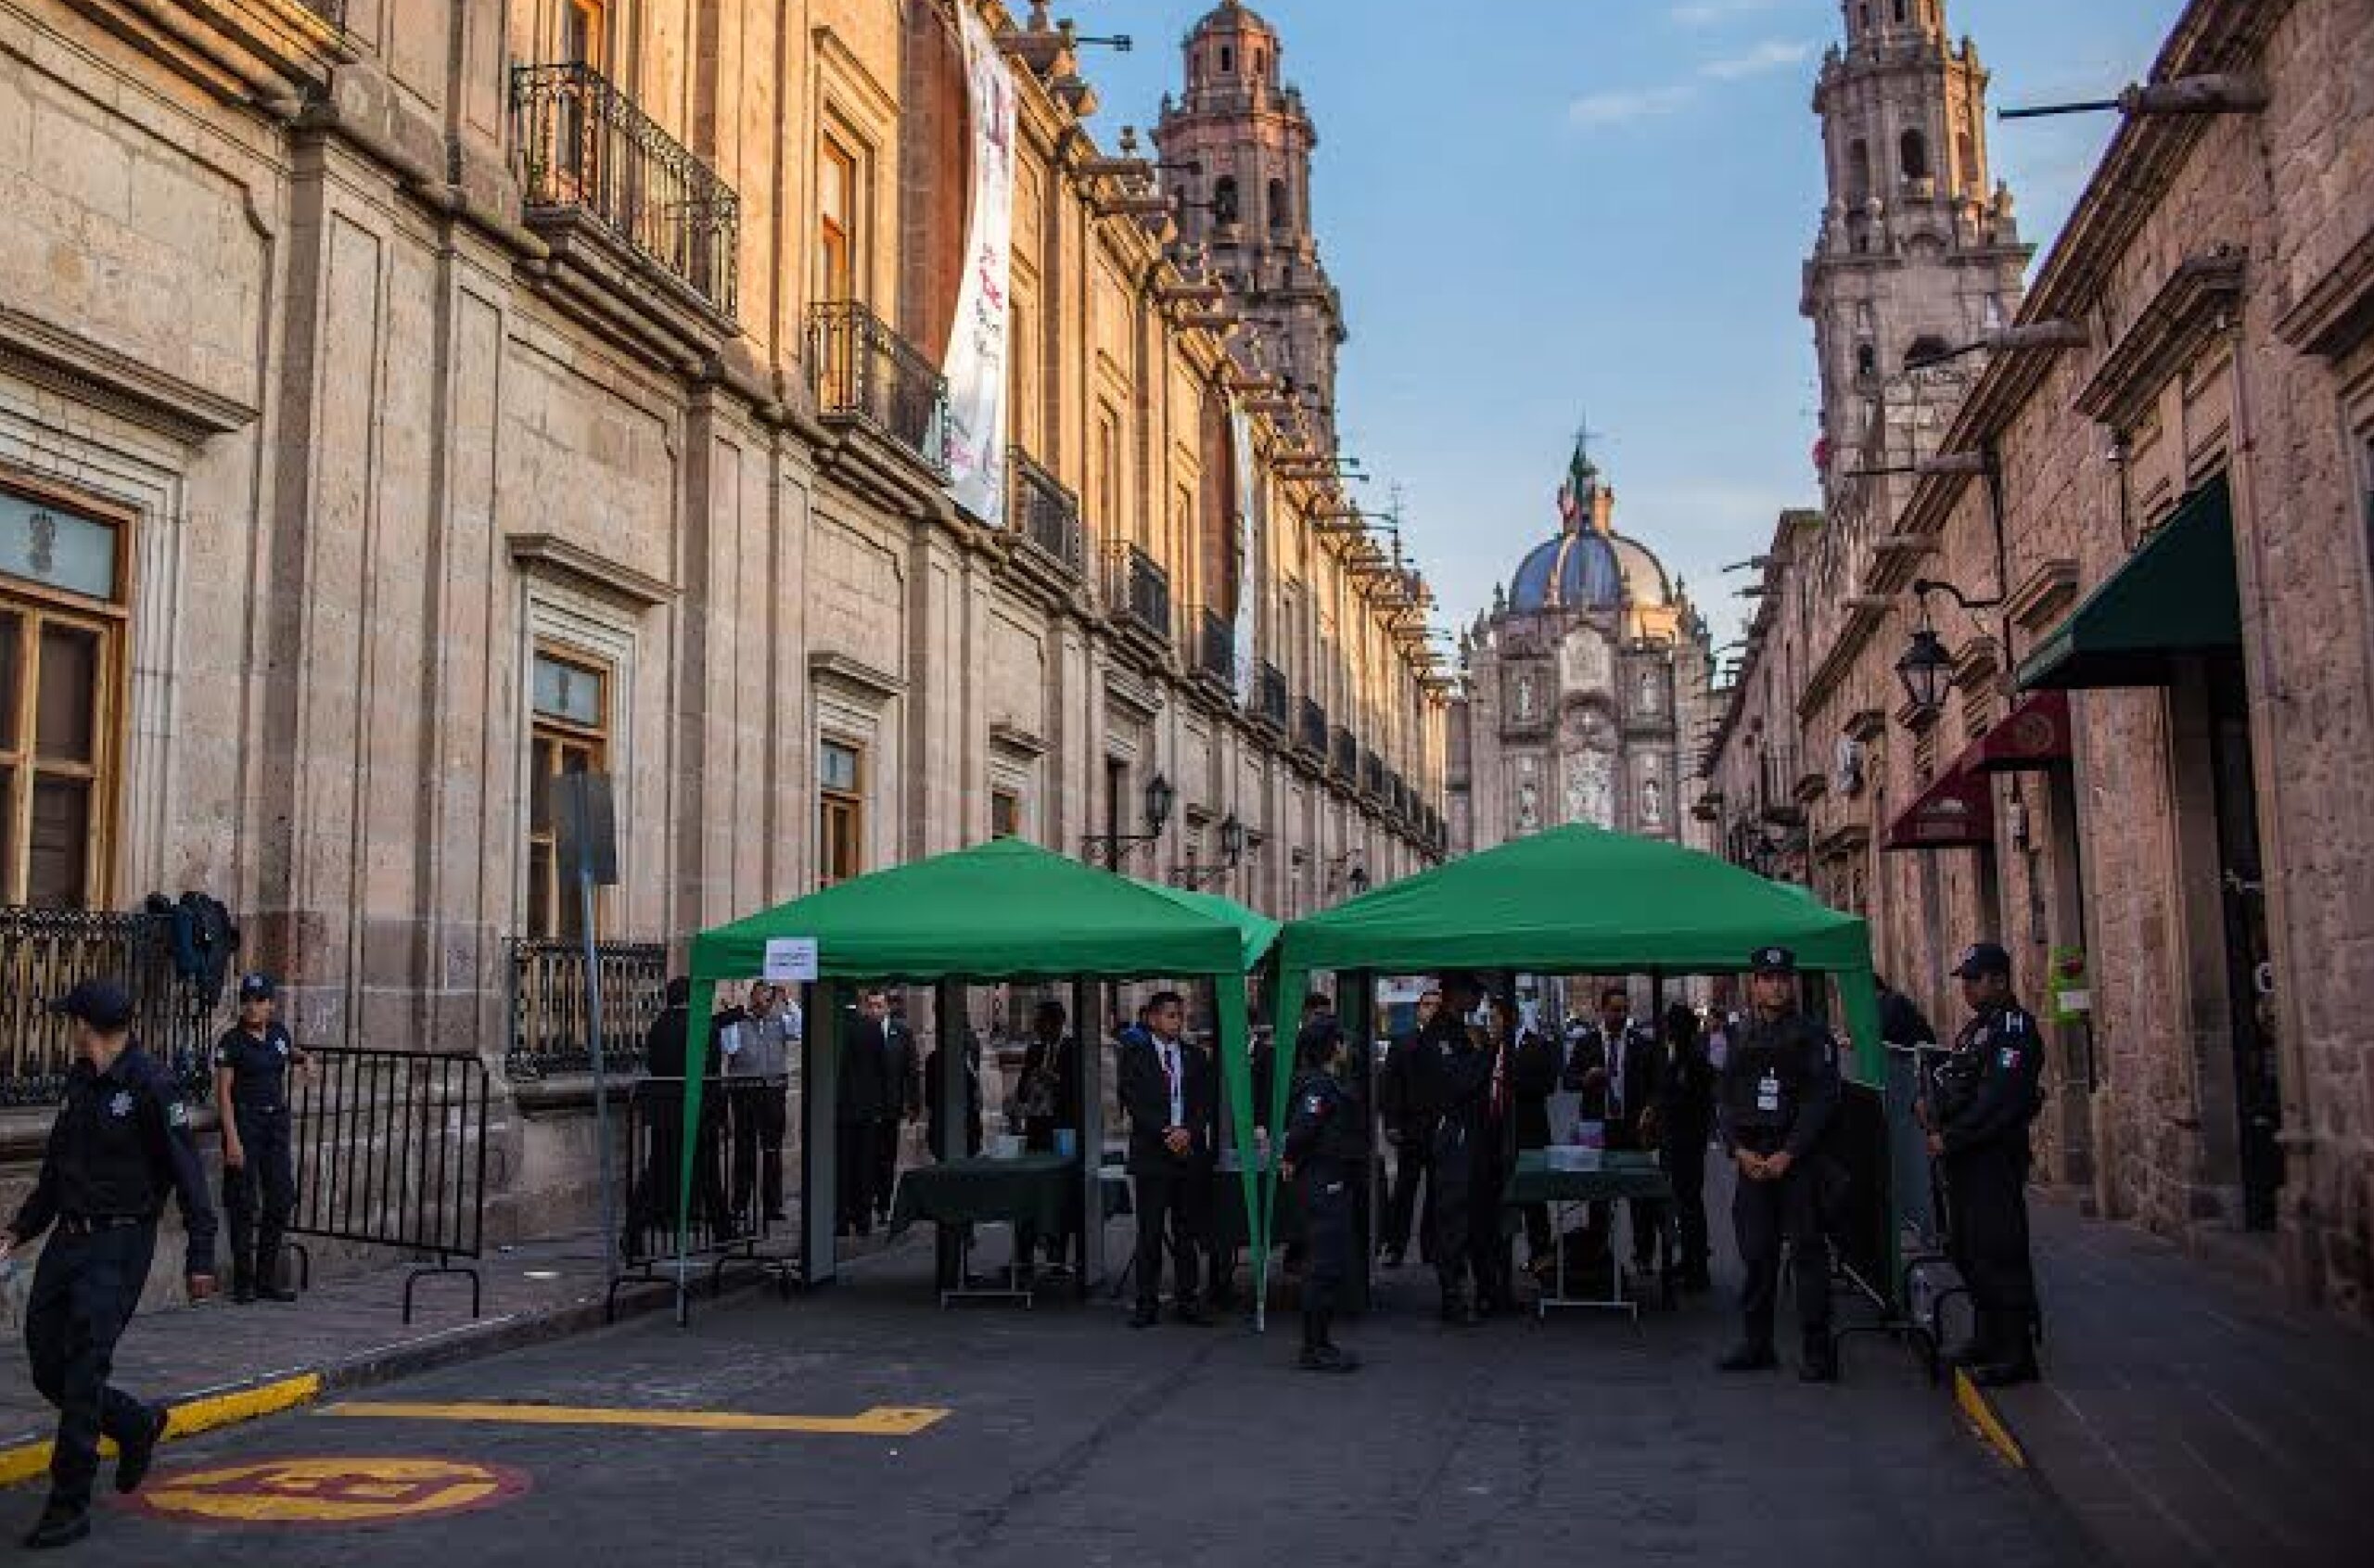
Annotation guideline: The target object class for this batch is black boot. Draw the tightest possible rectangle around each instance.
[1943,1307,1998,1370]
[255,1236,298,1303]
[22,1500,89,1550]
[1717,1341,1779,1372]
[115,1404,170,1494]
[1972,1313,2039,1386]
[1799,1334,1839,1383]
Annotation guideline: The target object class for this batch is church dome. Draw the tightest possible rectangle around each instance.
[1510,530,1624,613]
[1609,534,1672,607]
[1192,1,1276,41]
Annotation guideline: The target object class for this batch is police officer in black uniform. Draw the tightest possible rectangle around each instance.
[1417,971,1508,1324]
[1926,940,2045,1386]
[212,972,306,1304]
[1281,1017,1366,1372]
[2,979,218,1549]
[1716,947,1843,1382]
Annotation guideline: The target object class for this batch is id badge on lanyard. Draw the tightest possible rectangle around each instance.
[1755,1071,1781,1115]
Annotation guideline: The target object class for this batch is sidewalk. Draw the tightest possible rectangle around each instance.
[0,1230,790,1485]
[1969,1191,2374,1568]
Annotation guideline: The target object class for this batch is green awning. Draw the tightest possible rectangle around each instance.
[1130,879,1281,971]
[2017,478,2240,691]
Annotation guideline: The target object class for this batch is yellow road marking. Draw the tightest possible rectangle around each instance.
[1953,1368,2027,1469]
[133,1456,527,1524]
[325,1400,950,1436]
[1,1373,322,1490]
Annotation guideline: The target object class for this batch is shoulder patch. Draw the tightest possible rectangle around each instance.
[167,1100,190,1128]
[1996,1046,2023,1071]
[1305,1093,1326,1115]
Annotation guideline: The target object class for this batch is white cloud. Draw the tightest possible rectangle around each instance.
[1671,0,1790,26]
[1700,39,1817,80]
[1566,83,1698,130]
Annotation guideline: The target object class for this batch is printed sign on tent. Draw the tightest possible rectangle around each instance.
[763,937,819,984]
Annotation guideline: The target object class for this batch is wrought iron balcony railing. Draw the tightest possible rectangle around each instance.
[1255,663,1290,730]
[512,61,741,318]
[1331,726,1358,780]
[1194,607,1235,684]
[1,906,222,1106]
[1297,698,1328,757]
[1103,543,1172,644]
[1361,748,1385,799]
[1007,447,1084,577]
[506,938,666,1079]
[809,300,951,476]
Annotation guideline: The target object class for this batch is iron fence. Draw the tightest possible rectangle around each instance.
[1102,542,1171,643]
[0,906,221,1107]
[1193,606,1234,684]
[1297,697,1328,757]
[287,1047,490,1322]
[511,61,741,318]
[506,938,666,1079]
[1254,663,1289,730]
[808,300,951,475]
[1330,725,1357,780]
[612,1075,780,1319]
[1008,446,1084,576]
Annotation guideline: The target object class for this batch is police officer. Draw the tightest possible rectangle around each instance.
[1926,941,2045,1386]
[2,979,218,1549]
[1281,1018,1366,1372]
[1418,971,1508,1324]
[1716,947,1843,1382]
[213,972,306,1304]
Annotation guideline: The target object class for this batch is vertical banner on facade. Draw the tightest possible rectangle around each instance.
[944,6,1015,525]
[1231,409,1260,704]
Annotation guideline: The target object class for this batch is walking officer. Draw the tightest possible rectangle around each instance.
[1927,941,2045,1386]
[1281,1017,1366,1372]
[213,972,306,1303]
[1716,947,1842,1382]
[2,979,218,1549]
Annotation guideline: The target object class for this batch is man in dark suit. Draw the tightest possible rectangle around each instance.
[836,988,919,1236]
[1563,984,1666,1275]
[1376,988,1439,1268]
[1117,990,1216,1328]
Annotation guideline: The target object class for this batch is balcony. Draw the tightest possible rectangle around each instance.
[808,300,951,478]
[1253,663,1290,733]
[512,61,741,319]
[1102,543,1172,646]
[1193,607,1235,689]
[1330,726,1358,781]
[1007,447,1084,578]
[1360,748,1385,801]
[506,939,666,1079]
[1297,698,1328,759]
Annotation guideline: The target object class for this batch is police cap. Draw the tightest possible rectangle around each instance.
[1951,941,2012,980]
[238,972,277,1001]
[1747,946,1798,976]
[52,978,134,1031]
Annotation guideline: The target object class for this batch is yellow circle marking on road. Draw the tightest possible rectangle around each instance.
[132,1456,530,1526]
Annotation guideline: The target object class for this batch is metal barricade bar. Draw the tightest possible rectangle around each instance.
[611,1074,789,1320]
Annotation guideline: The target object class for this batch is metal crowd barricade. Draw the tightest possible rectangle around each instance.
[611,1074,787,1320]
[286,1047,490,1323]
[1832,1042,1961,1378]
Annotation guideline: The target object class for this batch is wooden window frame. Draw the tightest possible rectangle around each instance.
[818,130,862,308]
[0,472,133,911]
[526,644,612,941]
[819,736,865,887]
[561,0,606,70]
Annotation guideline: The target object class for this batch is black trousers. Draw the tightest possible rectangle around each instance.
[1430,1123,1509,1307]
[1663,1128,1711,1275]
[1301,1168,1354,1336]
[1945,1143,2037,1333]
[870,1117,903,1219]
[836,1117,894,1229]
[634,1094,731,1246]
[26,1223,157,1511]
[730,1083,787,1219]
[1732,1160,1831,1350]
[223,1102,294,1288]
[1382,1131,1432,1260]
[1131,1166,1208,1310]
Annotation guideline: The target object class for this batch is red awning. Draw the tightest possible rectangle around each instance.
[1966,691,2072,773]
[1883,758,1997,852]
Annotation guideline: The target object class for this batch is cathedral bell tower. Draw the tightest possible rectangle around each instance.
[1803,0,2030,513]
[1155,2,1347,448]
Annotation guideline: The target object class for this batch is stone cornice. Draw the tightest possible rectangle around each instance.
[2074,249,2248,427]
[506,534,678,610]
[0,307,259,443]
[810,651,906,702]
[2275,220,2374,359]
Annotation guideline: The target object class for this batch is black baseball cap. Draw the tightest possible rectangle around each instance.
[52,978,134,1031]
[1951,941,2012,980]
[238,972,277,1001]
[1748,946,1798,976]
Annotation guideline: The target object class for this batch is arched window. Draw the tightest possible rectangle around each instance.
[1254,48,1266,79]
[1900,129,1931,183]
[1267,178,1291,232]
[1219,44,1233,73]
[1957,131,1977,188]
[1893,0,1908,22]
[1213,176,1239,225]
[1847,139,1871,204]
[1856,342,1877,378]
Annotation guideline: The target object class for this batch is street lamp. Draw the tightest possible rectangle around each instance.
[1895,623,1955,720]
[1172,811,1247,889]
[1083,771,1175,866]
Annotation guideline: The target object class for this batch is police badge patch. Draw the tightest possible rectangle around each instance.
[1305,1094,1325,1115]
[108,1090,134,1117]
[1997,1047,2022,1070]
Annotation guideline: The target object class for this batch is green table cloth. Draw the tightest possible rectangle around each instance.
[889,1154,1079,1239]
[1501,1149,1675,1207]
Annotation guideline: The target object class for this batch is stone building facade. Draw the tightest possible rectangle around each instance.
[0,0,1446,1256]
[1708,0,2374,1319]
[1448,440,1717,860]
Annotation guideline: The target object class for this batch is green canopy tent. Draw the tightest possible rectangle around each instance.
[673,837,1276,1315]
[1262,823,1887,1312]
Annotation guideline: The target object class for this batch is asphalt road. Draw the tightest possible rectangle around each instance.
[32,1233,2081,1567]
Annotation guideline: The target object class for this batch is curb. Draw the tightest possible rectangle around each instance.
[0,1269,763,1490]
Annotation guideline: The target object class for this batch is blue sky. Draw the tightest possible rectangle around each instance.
[1081,0,2187,647]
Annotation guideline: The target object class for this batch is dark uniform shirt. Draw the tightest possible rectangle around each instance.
[1283,1069,1366,1178]
[1934,1002,2045,1157]
[1716,1010,1842,1160]
[7,1045,217,1274]
[213,1022,300,1111]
